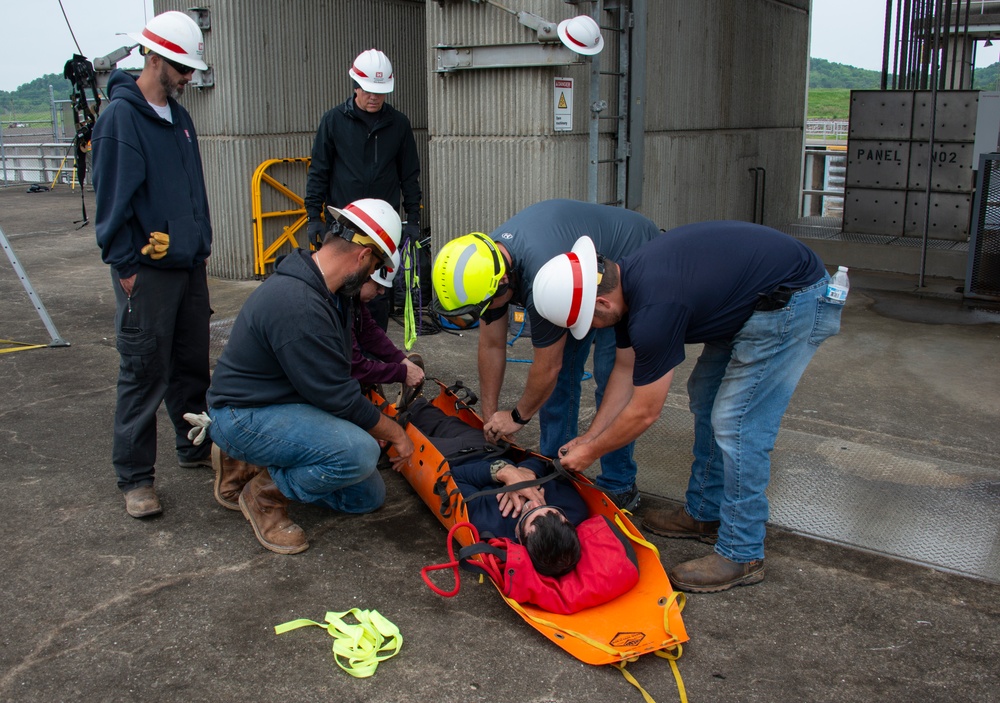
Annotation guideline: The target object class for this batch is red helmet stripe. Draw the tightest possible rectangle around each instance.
[565,253,583,327]
[353,67,369,78]
[344,203,396,255]
[565,31,589,49]
[142,28,189,56]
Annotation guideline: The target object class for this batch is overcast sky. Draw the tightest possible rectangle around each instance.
[0,1,996,92]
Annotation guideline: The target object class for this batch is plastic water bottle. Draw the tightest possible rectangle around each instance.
[826,266,850,304]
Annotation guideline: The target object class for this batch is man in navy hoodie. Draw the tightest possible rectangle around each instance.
[92,11,213,519]
[206,199,414,555]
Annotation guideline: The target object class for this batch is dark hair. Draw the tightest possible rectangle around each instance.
[523,512,581,577]
[595,257,619,296]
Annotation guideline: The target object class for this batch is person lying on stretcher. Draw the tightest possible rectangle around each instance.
[406,397,588,577]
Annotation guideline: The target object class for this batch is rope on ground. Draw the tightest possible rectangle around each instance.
[0,339,48,354]
[274,609,403,678]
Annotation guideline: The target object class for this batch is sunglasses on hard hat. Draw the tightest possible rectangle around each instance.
[334,220,393,270]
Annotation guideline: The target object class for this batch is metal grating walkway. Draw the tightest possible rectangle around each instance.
[635,405,1000,584]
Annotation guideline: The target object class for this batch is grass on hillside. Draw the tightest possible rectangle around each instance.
[808,88,851,120]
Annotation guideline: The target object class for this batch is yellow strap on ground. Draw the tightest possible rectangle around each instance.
[614,652,689,703]
[274,608,402,678]
[0,339,47,354]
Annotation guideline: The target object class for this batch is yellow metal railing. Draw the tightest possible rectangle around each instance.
[251,157,313,276]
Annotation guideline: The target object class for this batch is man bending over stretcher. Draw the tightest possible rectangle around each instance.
[405,398,588,577]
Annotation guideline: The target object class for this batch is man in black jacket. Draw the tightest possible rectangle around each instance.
[304,48,422,329]
[92,11,213,519]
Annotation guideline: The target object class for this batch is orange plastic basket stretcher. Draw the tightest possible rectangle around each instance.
[372,380,689,672]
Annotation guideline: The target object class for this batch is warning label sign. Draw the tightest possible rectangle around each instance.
[554,77,573,132]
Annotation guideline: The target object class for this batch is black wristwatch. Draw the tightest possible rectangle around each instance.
[510,406,531,426]
[490,459,508,483]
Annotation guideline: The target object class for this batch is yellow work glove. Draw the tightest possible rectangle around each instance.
[140,231,169,260]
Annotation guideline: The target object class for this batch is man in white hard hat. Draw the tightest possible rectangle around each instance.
[203,199,414,555]
[304,48,423,330]
[533,224,841,593]
[431,200,662,513]
[92,11,212,519]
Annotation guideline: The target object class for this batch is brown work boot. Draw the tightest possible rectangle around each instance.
[668,553,765,593]
[124,485,162,518]
[643,504,720,543]
[212,444,264,511]
[238,472,309,555]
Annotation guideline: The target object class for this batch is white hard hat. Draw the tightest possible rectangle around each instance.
[557,15,605,56]
[128,11,208,71]
[327,198,401,270]
[349,49,395,93]
[532,236,598,340]
[371,250,400,287]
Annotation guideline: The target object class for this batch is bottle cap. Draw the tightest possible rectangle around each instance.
[838,266,849,272]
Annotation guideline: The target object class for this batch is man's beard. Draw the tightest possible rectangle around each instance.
[159,66,184,100]
[340,267,368,298]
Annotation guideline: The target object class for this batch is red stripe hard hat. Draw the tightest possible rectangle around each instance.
[532,236,598,340]
[128,11,208,71]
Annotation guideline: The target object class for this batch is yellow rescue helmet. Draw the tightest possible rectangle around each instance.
[431,232,506,312]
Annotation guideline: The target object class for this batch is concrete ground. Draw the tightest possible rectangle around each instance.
[1,185,998,703]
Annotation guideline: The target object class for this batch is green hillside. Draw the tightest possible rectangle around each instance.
[1,73,73,122]
[809,58,882,89]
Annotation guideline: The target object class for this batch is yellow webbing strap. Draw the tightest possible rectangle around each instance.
[403,248,416,351]
[614,513,661,560]
[274,608,402,678]
[0,340,47,354]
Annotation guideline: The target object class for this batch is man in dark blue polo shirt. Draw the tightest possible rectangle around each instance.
[533,222,842,593]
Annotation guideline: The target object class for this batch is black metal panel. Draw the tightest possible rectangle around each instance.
[966,153,1000,300]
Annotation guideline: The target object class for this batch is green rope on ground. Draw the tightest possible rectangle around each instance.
[274,608,402,678]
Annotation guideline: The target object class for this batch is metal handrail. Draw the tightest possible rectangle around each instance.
[250,157,311,277]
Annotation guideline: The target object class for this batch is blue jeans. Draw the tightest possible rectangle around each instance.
[539,327,637,493]
[684,278,841,562]
[207,404,384,513]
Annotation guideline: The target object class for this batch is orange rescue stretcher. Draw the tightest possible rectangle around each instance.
[370,380,690,699]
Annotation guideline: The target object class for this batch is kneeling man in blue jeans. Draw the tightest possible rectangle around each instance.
[206,199,413,554]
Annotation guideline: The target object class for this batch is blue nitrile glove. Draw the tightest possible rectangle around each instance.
[306,219,326,249]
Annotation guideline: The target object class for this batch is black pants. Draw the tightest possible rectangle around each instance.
[111,264,211,491]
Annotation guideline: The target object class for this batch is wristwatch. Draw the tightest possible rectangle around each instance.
[510,406,531,426]
[490,459,508,483]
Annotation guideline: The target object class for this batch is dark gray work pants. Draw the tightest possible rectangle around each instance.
[111,264,211,491]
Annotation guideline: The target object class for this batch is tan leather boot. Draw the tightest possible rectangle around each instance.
[643,503,719,544]
[212,445,264,511]
[238,471,308,554]
[668,553,765,593]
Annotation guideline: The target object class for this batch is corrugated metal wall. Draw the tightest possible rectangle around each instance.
[155,0,428,279]
[426,0,810,253]
[643,0,809,228]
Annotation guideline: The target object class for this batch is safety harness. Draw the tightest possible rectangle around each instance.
[62,54,101,228]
